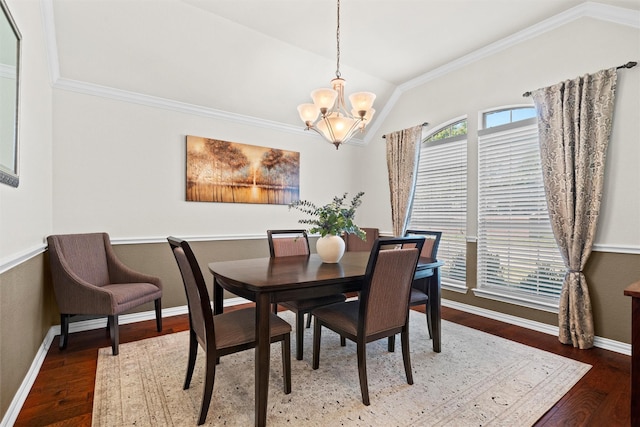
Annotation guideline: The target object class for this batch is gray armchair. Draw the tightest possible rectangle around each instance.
[47,232,163,355]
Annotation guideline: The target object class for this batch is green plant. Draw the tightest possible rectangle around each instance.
[289,192,366,240]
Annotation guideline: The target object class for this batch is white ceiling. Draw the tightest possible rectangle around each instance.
[50,0,640,133]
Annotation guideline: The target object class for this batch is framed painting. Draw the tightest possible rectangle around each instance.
[186,135,300,205]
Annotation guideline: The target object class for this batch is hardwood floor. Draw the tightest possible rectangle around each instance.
[13,305,631,426]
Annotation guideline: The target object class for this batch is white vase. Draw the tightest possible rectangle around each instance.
[316,235,346,263]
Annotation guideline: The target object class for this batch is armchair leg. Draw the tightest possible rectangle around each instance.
[154,298,162,332]
[59,314,70,350]
[387,335,395,352]
[108,314,119,356]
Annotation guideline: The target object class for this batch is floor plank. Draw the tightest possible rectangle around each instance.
[13,306,631,426]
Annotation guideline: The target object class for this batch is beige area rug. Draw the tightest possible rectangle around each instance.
[92,311,590,426]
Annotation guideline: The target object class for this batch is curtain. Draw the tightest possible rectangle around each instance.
[385,125,423,237]
[531,68,617,349]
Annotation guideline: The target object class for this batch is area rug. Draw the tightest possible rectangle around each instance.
[92,311,590,426]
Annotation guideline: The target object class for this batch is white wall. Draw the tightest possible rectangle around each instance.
[0,0,53,263]
[51,89,368,238]
[361,17,640,250]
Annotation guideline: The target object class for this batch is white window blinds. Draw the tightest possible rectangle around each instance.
[409,135,467,290]
[477,119,565,310]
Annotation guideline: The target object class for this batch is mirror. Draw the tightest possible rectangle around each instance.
[0,0,20,187]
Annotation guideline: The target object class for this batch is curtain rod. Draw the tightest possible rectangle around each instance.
[382,122,429,139]
[522,61,637,97]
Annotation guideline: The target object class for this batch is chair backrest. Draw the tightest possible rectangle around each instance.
[344,227,380,252]
[267,229,310,257]
[359,237,424,336]
[404,230,442,259]
[47,233,111,286]
[167,237,214,350]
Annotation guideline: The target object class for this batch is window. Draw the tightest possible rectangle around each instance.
[424,118,467,142]
[484,107,536,129]
[409,120,467,291]
[476,113,565,311]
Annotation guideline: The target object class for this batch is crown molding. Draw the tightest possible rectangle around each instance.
[40,0,637,145]
[363,1,639,144]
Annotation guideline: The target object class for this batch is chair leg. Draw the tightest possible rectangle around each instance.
[184,330,198,389]
[401,327,414,385]
[426,302,433,339]
[295,312,304,360]
[282,334,292,394]
[272,303,278,314]
[198,349,216,425]
[105,316,111,337]
[340,336,346,346]
[108,315,119,356]
[312,319,321,370]
[357,340,370,406]
[154,298,162,332]
[59,314,70,350]
[387,335,395,352]
[305,312,312,328]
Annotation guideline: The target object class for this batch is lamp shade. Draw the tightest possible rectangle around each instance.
[349,92,376,113]
[311,88,338,111]
[317,114,358,143]
[297,103,320,123]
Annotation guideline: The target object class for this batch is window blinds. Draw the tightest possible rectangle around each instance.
[477,121,565,306]
[409,136,467,290]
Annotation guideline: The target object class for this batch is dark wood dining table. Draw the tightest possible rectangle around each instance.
[208,252,443,427]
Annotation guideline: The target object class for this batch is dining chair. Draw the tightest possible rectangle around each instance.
[311,236,425,406]
[388,230,442,352]
[168,236,291,425]
[47,232,162,356]
[343,227,379,252]
[267,229,347,360]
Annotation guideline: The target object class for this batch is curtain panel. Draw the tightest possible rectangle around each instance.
[531,68,617,349]
[385,125,423,237]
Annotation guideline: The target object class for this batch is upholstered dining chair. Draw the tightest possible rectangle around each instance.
[168,236,292,425]
[267,229,347,360]
[47,232,163,356]
[311,236,425,406]
[388,230,442,352]
[343,227,379,252]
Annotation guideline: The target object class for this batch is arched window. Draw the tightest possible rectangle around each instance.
[409,118,467,291]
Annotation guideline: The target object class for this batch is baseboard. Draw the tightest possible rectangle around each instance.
[0,297,247,427]
[3,296,629,427]
[442,298,632,356]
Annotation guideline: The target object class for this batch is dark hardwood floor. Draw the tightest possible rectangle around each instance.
[13,305,631,426]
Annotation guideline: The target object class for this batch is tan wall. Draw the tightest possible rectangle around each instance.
[1,237,638,421]
[443,242,640,344]
[0,254,54,417]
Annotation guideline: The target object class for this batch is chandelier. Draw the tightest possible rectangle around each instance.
[297,0,376,150]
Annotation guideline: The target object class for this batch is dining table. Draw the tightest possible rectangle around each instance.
[208,251,444,427]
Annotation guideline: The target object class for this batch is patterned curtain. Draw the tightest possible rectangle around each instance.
[385,125,423,237]
[531,68,617,349]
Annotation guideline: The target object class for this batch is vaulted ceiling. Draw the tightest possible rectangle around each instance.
[49,0,639,139]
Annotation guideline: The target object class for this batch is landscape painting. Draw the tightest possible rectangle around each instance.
[186,136,300,204]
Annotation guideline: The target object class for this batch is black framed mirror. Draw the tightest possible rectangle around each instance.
[0,0,21,187]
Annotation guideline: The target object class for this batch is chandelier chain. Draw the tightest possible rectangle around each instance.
[336,0,341,78]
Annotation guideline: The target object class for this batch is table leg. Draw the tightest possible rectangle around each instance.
[428,268,442,353]
[255,293,270,427]
[213,277,224,315]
